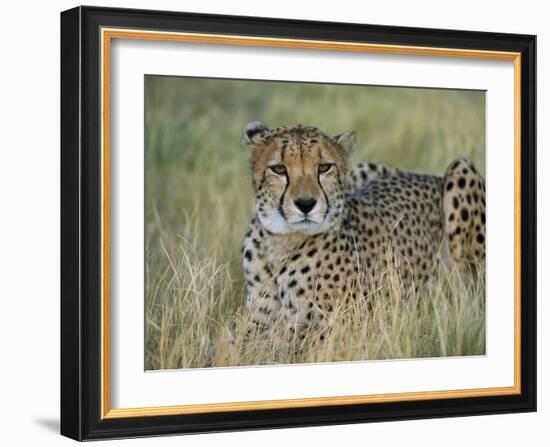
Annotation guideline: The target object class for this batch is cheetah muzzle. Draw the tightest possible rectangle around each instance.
[241,122,486,330]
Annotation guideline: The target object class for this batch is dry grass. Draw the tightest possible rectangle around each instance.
[145,76,486,370]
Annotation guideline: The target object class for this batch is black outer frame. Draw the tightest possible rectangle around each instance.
[60,5,537,441]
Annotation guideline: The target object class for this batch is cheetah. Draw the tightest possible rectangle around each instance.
[241,121,485,330]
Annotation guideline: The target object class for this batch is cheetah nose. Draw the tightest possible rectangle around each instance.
[294,197,317,214]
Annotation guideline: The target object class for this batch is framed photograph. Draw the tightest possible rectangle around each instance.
[60,5,536,441]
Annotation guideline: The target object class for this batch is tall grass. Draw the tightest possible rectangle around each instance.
[145,76,486,370]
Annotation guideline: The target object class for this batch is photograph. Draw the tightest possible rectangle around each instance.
[144,76,487,370]
[57,5,537,441]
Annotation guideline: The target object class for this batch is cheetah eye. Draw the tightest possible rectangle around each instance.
[318,163,333,174]
[269,164,287,175]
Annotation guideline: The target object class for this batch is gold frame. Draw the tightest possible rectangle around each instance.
[100,27,522,420]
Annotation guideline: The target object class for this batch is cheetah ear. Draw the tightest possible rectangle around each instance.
[243,121,270,147]
[333,129,357,154]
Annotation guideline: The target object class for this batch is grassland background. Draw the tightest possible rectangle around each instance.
[145,76,486,370]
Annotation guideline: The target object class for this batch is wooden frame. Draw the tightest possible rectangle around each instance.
[61,5,536,441]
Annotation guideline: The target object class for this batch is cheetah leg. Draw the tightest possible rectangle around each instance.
[245,292,280,333]
[442,158,486,266]
[242,224,282,334]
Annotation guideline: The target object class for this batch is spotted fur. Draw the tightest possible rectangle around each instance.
[442,158,486,263]
[241,122,485,330]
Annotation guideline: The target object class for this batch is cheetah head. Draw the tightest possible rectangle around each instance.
[243,121,356,235]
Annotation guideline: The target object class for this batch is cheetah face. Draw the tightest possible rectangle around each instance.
[243,121,356,235]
